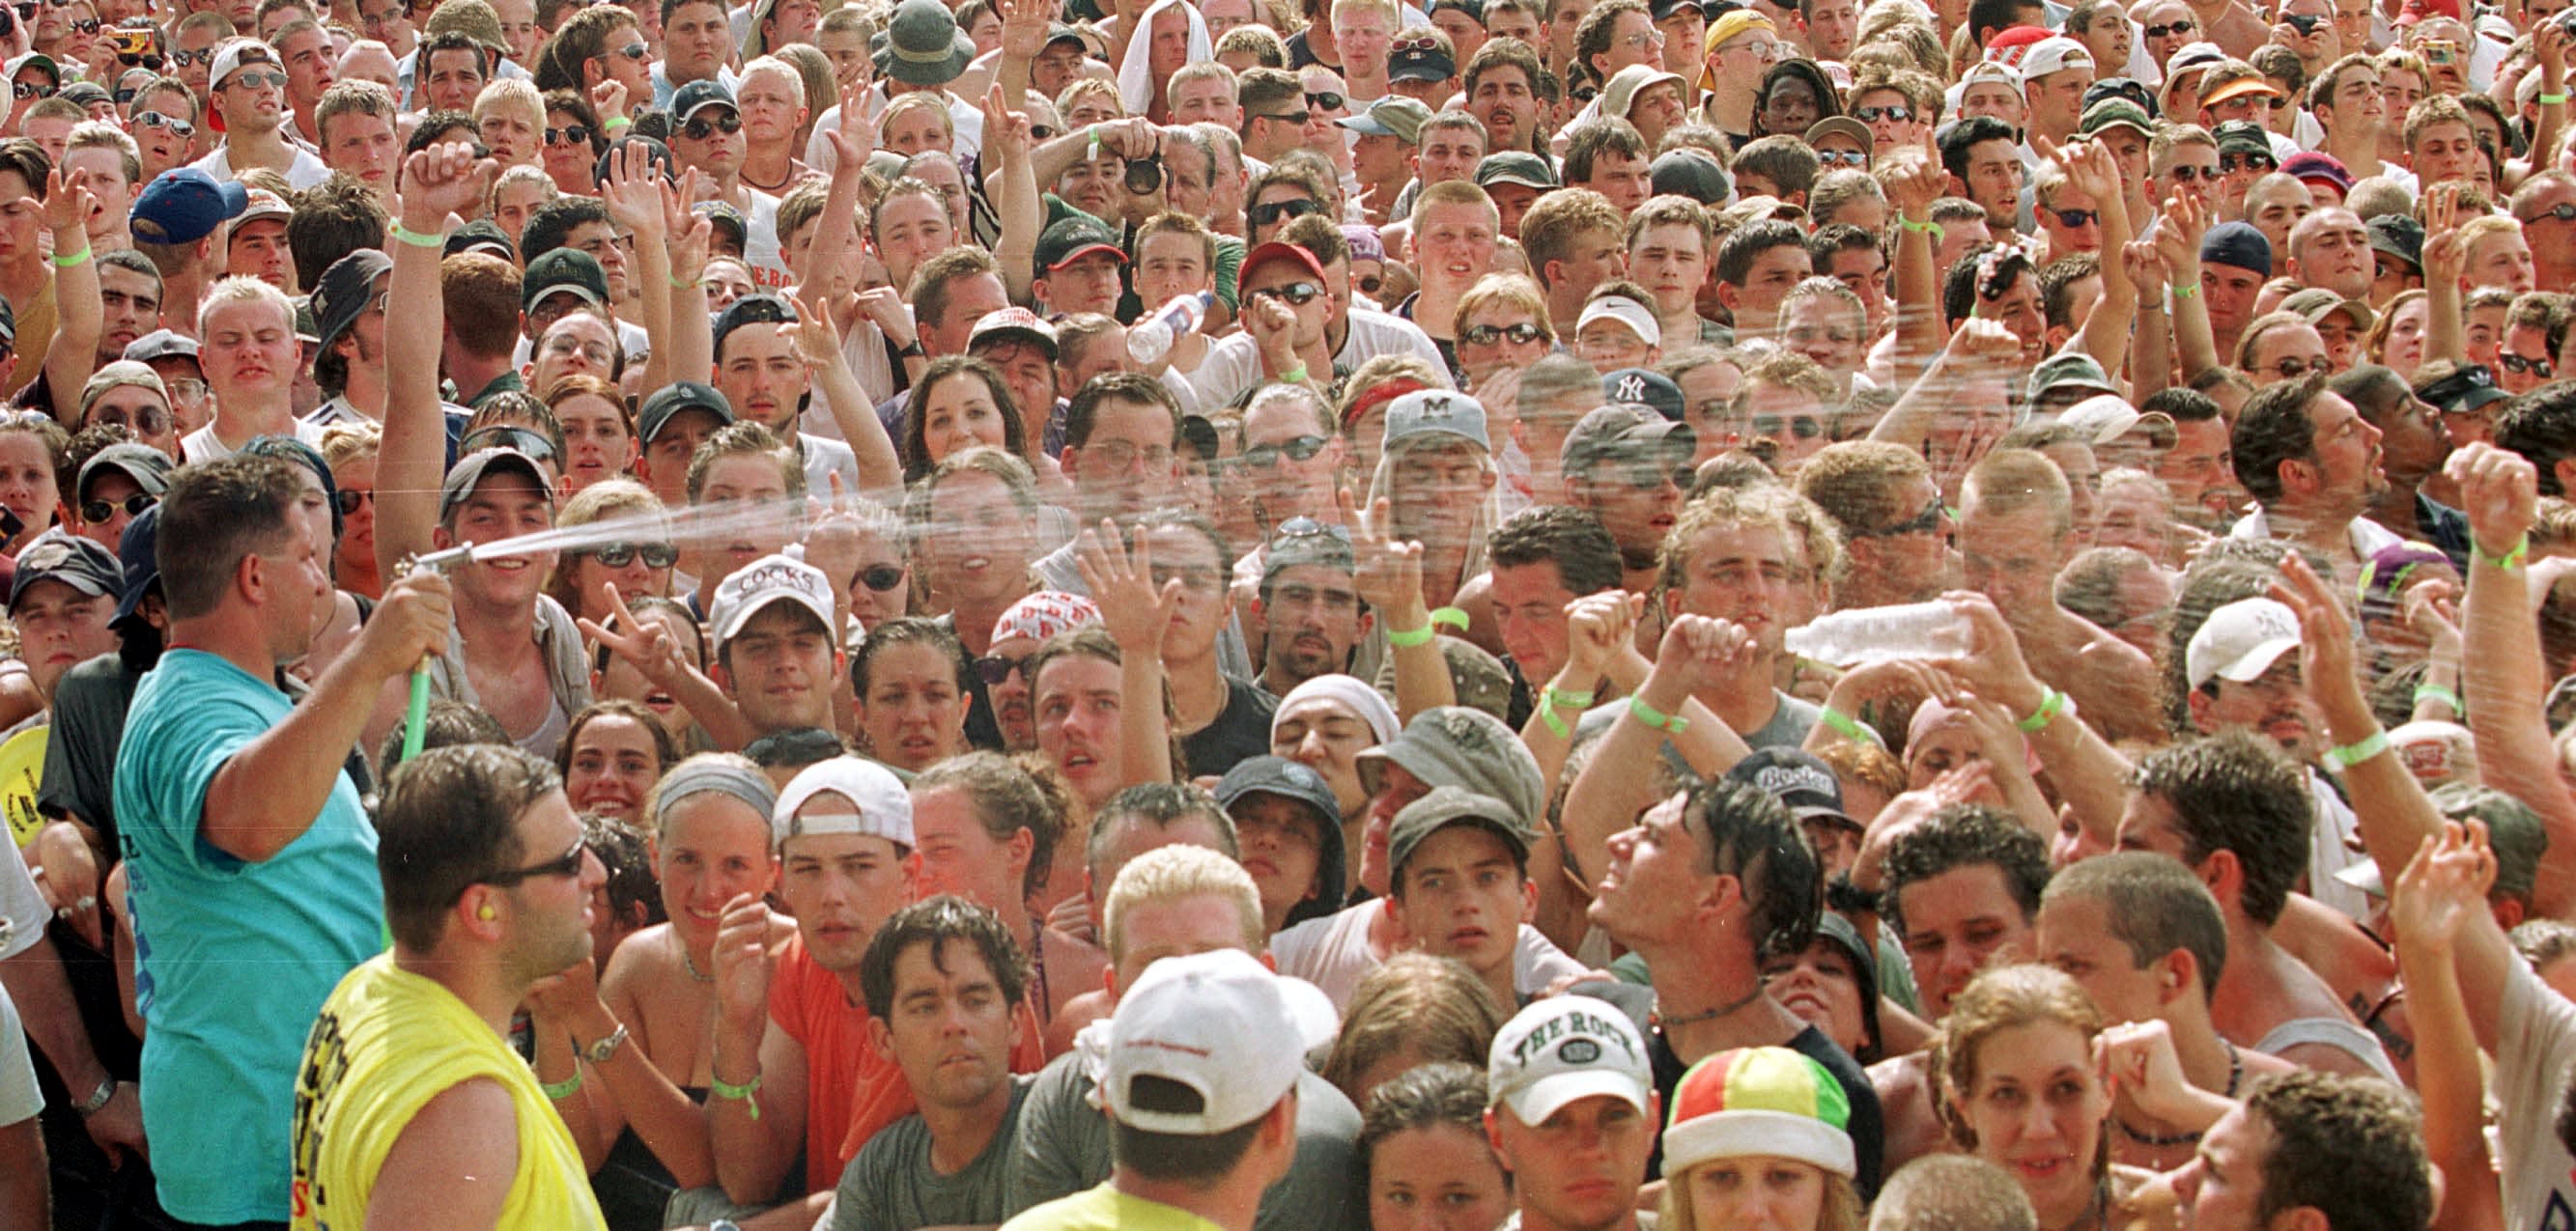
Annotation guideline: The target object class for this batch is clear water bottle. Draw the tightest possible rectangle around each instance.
[1785,602,1975,666]
[1127,291,1214,365]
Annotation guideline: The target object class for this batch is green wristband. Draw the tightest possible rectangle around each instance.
[1386,622,1436,647]
[2015,688,2066,734]
[1820,704,1882,747]
[541,1073,581,1099]
[48,245,89,267]
[1430,607,1470,631]
[2413,683,2461,712]
[1627,695,1688,734]
[388,222,445,249]
[2323,728,2391,771]
[2475,533,2530,571]
[2172,281,2200,298]
[711,1072,762,1119]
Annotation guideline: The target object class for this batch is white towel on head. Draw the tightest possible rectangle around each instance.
[1118,0,1212,117]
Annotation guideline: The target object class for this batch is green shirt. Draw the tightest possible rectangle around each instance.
[999,1183,1229,1231]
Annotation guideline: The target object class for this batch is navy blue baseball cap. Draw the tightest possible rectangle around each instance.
[131,168,249,245]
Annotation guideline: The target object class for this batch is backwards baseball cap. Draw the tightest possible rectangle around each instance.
[1488,994,1654,1124]
[208,39,276,91]
[1358,706,1544,832]
[1388,786,1537,875]
[2186,597,2303,690]
[1036,216,1127,272]
[2200,221,2272,277]
[131,167,249,245]
[1380,389,1491,454]
[1663,1048,1856,1178]
[2281,151,2355,196]
[773,755,915,850]
[2080,96,2154,139]
[2212,118,2274,156]
[1562,403,1693,475]
[523,247,610,314]
[439,447,552,520]
[2368,212,2424,268]
[9,533,124,612]
[637,380,734,445]
[1726,747,1855,830]
[2019,36,2093,77]
[968,306,1061,358]
[311,249,391,355]
[710,553,837,652]
[713,293,798,354]
[1652,149,1732,204]
[2417,363,2510,417]
[1214,755,1345,835]
[1577,294,1662,349]
[1102,949,1333,1133]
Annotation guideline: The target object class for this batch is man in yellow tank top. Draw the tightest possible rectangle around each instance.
[289,743,609,1230]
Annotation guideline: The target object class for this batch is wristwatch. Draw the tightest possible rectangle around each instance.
[582,1022,630,1065]
[73,1077,116,1117]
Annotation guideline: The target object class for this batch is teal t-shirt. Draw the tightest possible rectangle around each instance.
[114,649,383,1225]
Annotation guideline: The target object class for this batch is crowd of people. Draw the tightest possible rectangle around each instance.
[0,0,2571,1223]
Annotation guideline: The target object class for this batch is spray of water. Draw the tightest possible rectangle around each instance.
[435,492,843,565]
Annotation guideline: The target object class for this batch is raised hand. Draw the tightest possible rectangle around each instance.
[524,948,605,1025]
[1075,518,1182,657]
[1885,131,1945,219]
[39,165,99,238]
[1939,590,2041,712]
[999,0,1052,61]
[2095,1020,2204,1127]
[2153,191,2206,266]
[398,139,496,231]
[590,77,631,124]
[2447,440,2540,558]
[2268,551,2363,715]
[2122,236,2168,297]
[710,891,776,1030]
[2391,821,2499,953]
[2059,135,2122,205]
[1560,590,1640,686]
[1648,612,1759,699]
[2421,183,2469,291]
[1345,487,1430,628]
[600,143,667,240]
[576,585,687,690]
[979,82,1032,164]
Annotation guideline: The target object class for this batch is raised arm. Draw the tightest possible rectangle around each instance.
[1941,593,2137,848]
[1879,133,1948,383]
[2052,137,2137,378]
[379,141,496,574]
[601,146,677,393]
[2125,237,2174,400]
[1560,613,1756,887]
[2152,193,2221,379]
[2450,441,2576,915]
[2389,824,2507,1231]
[36,166,103,423]
[1348,489,1455,723]
[2422,185,2469,366]
[984,88,1041,304]
[1077,521,1180,787]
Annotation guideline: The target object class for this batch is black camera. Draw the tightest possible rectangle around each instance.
[2282,12,2319,34]
[1124,154,1163,195]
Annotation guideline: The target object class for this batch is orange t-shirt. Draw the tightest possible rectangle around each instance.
[770,936,1050,1194]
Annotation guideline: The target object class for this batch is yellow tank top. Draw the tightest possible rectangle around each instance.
[290,954,606,1231]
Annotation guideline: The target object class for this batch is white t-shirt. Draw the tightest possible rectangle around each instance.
[1269,898,1586,1011]
[1160,306,1453,417]
[181,416,328,462]
[189,143,332,191]
[0,842,47,962]
[2497,951,2576,1231]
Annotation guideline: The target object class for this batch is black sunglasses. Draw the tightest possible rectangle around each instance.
[1240,434,1327,468]
[2052,208,2101,228]
[976,652,1033,685]
[1753,412,1824,440]
[857,563,904,592]
[587,541,680,568]
[1852,103,1911,122]
[2142,16,2194,35]
[1305,90,1343,110]
[168,46,212,66]
[1247,280,1322,306]
[681,111,742,140]
[2219,153,2275,174]
[2166,164,2218,182]
[545,124,591,145]
[1250,198,1318,227]
[478,836,587,887]
[1856,498,1943,538]
[11,82,51,99]
[86,403,168,434]
[332,488,374,516]
[1461,322,1545,347]
[2503,353,2556,377]
[79,491,154,524]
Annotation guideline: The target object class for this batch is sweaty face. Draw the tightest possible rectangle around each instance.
[1894,862,2033,1019]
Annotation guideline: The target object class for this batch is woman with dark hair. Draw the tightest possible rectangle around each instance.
[541,87,609,197]
[1754,58,1841,139]
[557,697,679,823]
[1357,1062,1515,1231]
[850,616,976,772]
[898,354,1031,484]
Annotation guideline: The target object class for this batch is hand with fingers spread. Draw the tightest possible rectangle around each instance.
[2267,551,2366,724]
[1075,519,1182,657]
[577,586,689,692]
[999,0,1052,61]
[601,144,668,242]
[1345,487,1431,632]
[2391,821,2498,955]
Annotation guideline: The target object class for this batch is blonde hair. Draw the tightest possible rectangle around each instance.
[741,53,808,106]
[1101,844,1265,961]
[471,76,544,132]
[197,275,296,339]
[319,420,382,469]
[545,478,667,611]
[1661,1167,1866,1231]
[489,161,558,213]
[1452,272,1554,343]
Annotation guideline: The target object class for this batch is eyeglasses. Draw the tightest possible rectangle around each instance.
[2503,352,2556,377]
[1571,85,1599,105]
[2142,16,2195,36]
[136,110,193,136]
[1753,412,1824,440]
[1852,104,1912,123]
[477,835,588,887]
[2219,153,2276,174]
[612,42,649,59]
[168,46,212,67]
[1723,37,1782,59]
[165,377,208,403]
[223,70,287,90]
[1460,322,1545,347]
[2524,202,2576,224]
[2052,208,2101,228]
[681,112,742,139]
[79,491,154,524]
[1818,148,1868,167]
[1619,29,1662,48]
[545,124,591,145]
[1856,497,1944,538]
[1247,280,1322,306]
[2269,356,2325,378]
[1305,90,1344,110]
[976,651,1036,685]
[10,82,51,99]
[1085,439,1175,470]
[857,563,905,592]
[585,541,679,568]
[1256,109,1306,125]
[68,17,95,32]
[2166,164,2218,182]
[331,488,375,516]
[1240,434,1327,468]
[460,424,558,462]
[86,403,168,434]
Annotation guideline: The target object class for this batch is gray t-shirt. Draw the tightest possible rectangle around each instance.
[1002,1054,1365,1231]
[833,1077,1032,1231]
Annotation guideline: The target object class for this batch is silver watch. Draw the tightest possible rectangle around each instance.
[581,1022,630,1065]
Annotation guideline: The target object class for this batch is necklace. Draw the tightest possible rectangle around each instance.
[1654,982,1768,1031]
[2112,1040,2241,1147]
[680,939,716,984]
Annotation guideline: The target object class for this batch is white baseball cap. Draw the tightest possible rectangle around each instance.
[1575,294,1661,349]
[1487,994,1653,1125]
[1101,949,1334,1134]
[773,755,915,850]
[2020,36,2093,78]
[2057,394,2143,445]
[2185,597,2303,691]
[708,553,836,653]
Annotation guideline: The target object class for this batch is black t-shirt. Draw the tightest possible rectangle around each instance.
[1180,676,1280,778]
[1649,1022,1884,1200]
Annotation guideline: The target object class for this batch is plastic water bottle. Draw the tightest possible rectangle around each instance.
[1785,602,1975,667]
[1127,292,1214,365]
